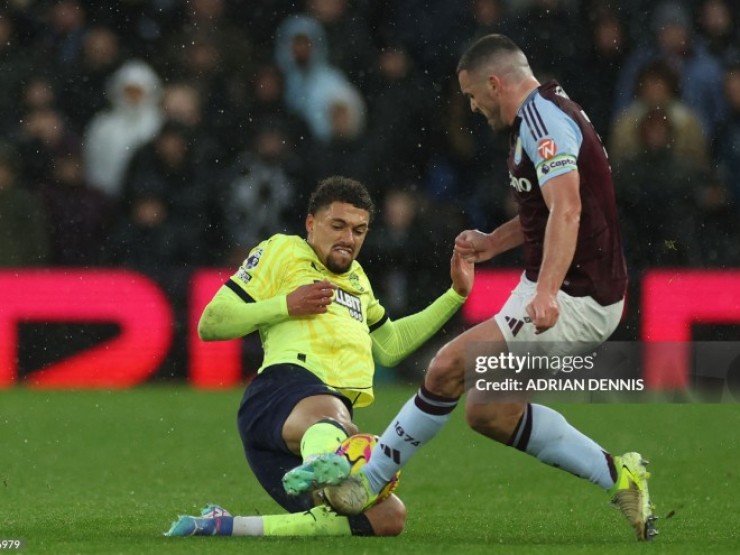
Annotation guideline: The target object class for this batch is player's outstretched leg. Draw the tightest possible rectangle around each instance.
[165,496,406,537]
[467,401,658,541]
[282,418,352,496]
[165,504,234,536]
[610,452,658,541]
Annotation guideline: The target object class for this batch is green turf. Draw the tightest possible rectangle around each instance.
[2,386,739,554]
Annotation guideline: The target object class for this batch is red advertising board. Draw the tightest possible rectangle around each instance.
[1,269,739,388]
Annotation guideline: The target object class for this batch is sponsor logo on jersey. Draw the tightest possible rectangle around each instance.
[335,287,363,321]
[537,138,557,160]
[537,155,577,177]
[509,173,533,193]
[236,267,252,284]
[245,248,263,269]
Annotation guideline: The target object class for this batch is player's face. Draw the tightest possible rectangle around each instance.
[458,69,505,131]
[306,202,370,274]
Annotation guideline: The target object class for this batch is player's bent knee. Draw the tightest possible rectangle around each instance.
[465,402,525,444]
[425,345,466,398]
[283,395,356,451]
[365,495,406,536]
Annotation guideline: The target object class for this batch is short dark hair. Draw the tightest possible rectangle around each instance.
[308,176,375,221]
[456,34,522,74]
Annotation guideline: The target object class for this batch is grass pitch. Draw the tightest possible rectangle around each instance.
[2,385,739,554]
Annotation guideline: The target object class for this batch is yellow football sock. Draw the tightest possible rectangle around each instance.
[300,419,348,461]
[262,505,352,536]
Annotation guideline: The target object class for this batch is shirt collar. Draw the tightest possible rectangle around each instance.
[516,86,540,117]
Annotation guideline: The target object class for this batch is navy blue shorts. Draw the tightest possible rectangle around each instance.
[237,363,353,512]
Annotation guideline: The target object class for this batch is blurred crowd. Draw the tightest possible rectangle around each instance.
[1,0,739,319]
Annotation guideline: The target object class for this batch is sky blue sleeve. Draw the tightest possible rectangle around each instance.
[520,96,583,186]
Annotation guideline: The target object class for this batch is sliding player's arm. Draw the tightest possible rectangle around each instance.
[198,280,336,341]
[370,253,473,366]
[370,288,465,367]
[198,284,288,340]
[198,236,335,341]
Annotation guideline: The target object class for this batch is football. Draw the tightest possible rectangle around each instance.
[322,433,400,513]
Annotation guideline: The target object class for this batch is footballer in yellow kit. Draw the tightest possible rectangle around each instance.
[228,232,385,408]
[191,176,473,538]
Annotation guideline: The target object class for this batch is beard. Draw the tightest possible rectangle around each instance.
[482,101,507,131]
[325,252,353,274]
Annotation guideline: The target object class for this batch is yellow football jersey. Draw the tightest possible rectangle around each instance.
[229,234,386,407]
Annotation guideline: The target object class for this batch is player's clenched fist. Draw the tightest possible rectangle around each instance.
[287,280,336,316]
[525,291,560,334]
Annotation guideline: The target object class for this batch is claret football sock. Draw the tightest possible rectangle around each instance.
[363,387,458,494]
[512,403,616,489]
[300,418,349,461]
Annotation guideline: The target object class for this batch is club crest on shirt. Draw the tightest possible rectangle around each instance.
[514,137,523,165]
[554,85,570,99]
[349,272,364,292]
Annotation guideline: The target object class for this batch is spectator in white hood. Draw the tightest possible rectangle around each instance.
[274,15,364,143]
[83,60,163,198]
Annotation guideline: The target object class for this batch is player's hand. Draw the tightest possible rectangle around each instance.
[525,291,560,334]
[454,229,495,263]
[450,251,474,297]
[286,280,336,316]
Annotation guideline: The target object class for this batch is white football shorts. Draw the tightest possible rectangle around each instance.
[493,272,624,357]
